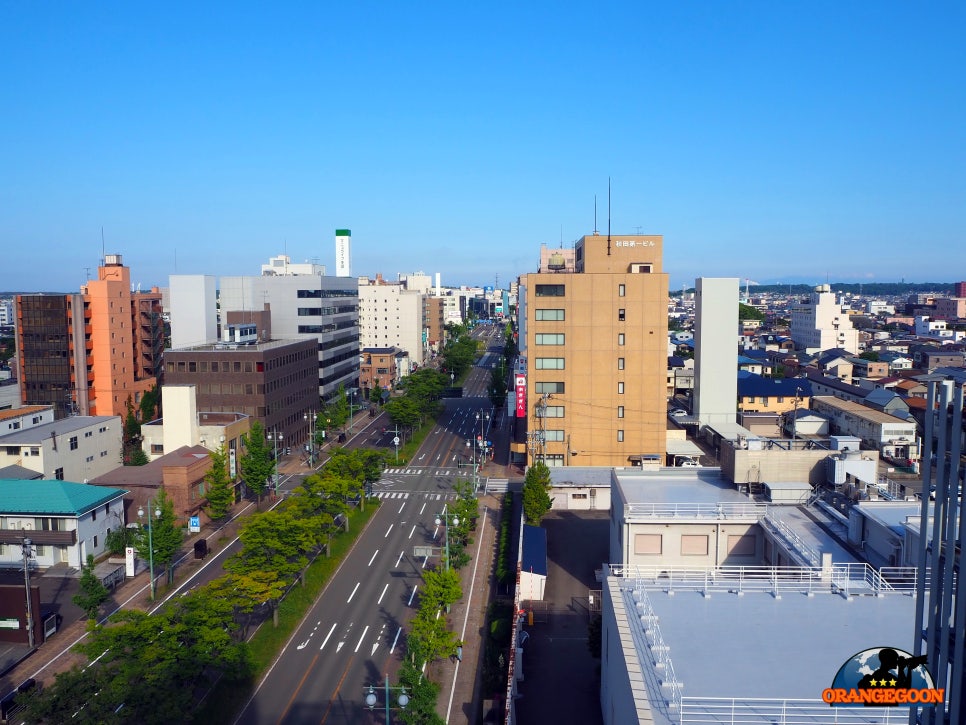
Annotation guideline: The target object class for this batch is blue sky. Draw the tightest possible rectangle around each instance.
[2,2,963,293]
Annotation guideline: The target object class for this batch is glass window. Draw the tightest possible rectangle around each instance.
[618,284,626,297]
[617,430,624,442]
[617,358,625,370]
[535,382,565,394]
[544,430,565,442]
[635,534,662,555]
[681,535,709,556]
[537,405,565,418]
[534,284,565,297]
[618,308,625,321]
[617,406,624,418]
[535,333,565,345]
[535,358,565,370]
[618,382,625,394]
[618,333,625,346]
[535,309,565,321]
[69,436,78,450]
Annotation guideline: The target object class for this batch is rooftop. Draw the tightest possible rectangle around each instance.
[0,479,128,515]
[0,416,118,444]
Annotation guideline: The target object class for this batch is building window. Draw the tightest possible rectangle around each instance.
[635,534,662,555]
[535,309,565,321]
[93,535,98,548]
[617,406,624,418]
[544,430,565,442]
[681,535,709,556]
[91,508,96,521]
[535,284,565,297]
[543,454,565,466]
[618,382,625,394]
[69,436,78,450]
[571,493,588,500]
[535,382,565,394]
[618,284,625,297]
[535,358,565,370]
[618,309,625,321]
[617,430,624,442]
[617,358,625,370]
[535,333,565,345]
[537,406,565,418]
[728,534,756,556]
[54,467,64,480]
[618,333,625,346]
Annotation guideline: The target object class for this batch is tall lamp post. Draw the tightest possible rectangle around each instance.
[137,500,162,600]
[364,676,409,724]
[304,411,317,467]
[21,537,35,648]
[268,430,284,496]
[435,505,460,571]
[476,410,490,468]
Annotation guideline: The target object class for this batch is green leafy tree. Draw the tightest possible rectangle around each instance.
[127,447,149,466]
[139,384,160,422]
[522,461,553,525]
[198,571,286,634]
[73,554,109,620]
[240,420,274,507]
[397,660,445,725]
[859,350,880,362]
[738,302,764,321]
[421,568,462,611]
[134,488,183,586]
[384,395,422,431]
[227,509,315,583]
[203,444,234,521]
[370,382,385,404]
[105,526,137,556]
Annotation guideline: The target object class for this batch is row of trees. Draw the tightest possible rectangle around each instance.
[24,446,388,723]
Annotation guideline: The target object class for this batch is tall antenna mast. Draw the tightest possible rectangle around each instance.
[606,177,611,256]
[100,226,106,266]
[594,196,598,234]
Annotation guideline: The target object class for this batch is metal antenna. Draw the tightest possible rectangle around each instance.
[606,177,611,256]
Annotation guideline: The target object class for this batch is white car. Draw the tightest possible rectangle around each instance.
[670,409,688,417]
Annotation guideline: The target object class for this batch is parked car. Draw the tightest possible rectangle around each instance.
[670,409,688,417]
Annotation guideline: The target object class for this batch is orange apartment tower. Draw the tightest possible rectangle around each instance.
[16,254,164,419]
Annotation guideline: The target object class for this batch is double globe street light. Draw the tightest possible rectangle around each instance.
[435,505,460,572]
[137,501,162,600]
[364,676,409,724]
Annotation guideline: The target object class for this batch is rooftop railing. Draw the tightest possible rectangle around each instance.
[624,502,769,521]
[679,697,910,723]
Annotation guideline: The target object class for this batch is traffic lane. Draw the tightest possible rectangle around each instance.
[237,500,439,724]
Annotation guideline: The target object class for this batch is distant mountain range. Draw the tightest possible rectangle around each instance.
[674,282,958,296]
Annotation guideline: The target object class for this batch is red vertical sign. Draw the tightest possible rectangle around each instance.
[515,374,527,417]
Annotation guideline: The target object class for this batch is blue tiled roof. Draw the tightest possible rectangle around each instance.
[0,480,128,516]
[521,525,548,577]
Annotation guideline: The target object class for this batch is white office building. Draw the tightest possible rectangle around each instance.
[168,275,218,349]
[790,284,860,354]
[358,279,426,366]
[0,415,122,482]
[693,277,739,427]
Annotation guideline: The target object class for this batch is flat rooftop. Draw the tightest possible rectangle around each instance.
[610,575,920,724]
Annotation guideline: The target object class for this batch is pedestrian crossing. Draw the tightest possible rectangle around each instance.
[372,491,457,501]
[382,467,474,477]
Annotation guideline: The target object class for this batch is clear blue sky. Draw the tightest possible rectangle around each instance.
[2,2,963,293]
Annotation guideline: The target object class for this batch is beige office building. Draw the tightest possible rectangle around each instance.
[519,233,668,467]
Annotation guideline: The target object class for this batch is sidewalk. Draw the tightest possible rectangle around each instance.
[431,493,502,724]
[0,495,259,701]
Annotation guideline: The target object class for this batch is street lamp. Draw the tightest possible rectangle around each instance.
[304,411,317,467]
[364,676,409,724]
[268,430,284,496]
[434,505,460,571]
[137,501,162,600]
[476,410,490,466]
[21,537,35,648]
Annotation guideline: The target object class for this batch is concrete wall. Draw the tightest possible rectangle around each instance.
[624,521,763,568]
[694,278,740,427]
[720,445,832,486]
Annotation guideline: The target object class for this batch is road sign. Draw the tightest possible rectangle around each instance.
[413,546,438,558]
[393,436,400,446]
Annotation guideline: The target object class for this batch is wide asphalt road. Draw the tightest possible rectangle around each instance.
[234,346,499,724]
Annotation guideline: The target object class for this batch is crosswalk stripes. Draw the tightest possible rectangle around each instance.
[383,467,468,476]
[373,491,457,501]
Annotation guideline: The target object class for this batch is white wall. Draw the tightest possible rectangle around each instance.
[694,277,739,427]
[169,275,217,349]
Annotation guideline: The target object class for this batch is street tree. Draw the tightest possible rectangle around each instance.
[227,509,315,583]
[384,395,422,431]
[240,420,274,507]
[73,554,109,620]
[522,461,553,525]
[134,488,183,586]
[203,444,234,521]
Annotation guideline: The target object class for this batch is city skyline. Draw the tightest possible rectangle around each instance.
[2,2,963,292]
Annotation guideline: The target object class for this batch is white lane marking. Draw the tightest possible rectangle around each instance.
[408,585,418,606]
[297,639,309,650]
[319,622,337,651]
[419,502,426,515]
[398,502,405,514]
[390,627,402,653]
[347,582,360,603]
[337,641,344,653]
[409,524,416,539]
[384,524,394,538]
[422,556,428,569]
[395,550,404,567]
[355,625,369,653]
[371,642,379,656]
[433,525,440,539]
[377,582,389,605]
[368,549,379,567]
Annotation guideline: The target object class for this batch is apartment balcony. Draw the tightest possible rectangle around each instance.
[0,528,77,546]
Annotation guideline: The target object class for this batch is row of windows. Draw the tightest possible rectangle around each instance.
[537,357,628,370]
[535,308,627,322]
[534,284,628,298]
[634,533,755,557]
[297,305,358,316]
[298,319,358,334]
[535,333,565,345]
[296,289,359,299]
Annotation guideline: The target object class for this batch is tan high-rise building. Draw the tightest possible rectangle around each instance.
[518,233,668,467]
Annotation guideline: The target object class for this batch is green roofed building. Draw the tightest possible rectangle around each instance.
[0,480,128,570]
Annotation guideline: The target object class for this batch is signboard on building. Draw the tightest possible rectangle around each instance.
[335,228,351,278]
[189,516,201,533]
[515,374,527,417]
[229,447,237,479]
[125,546,135,578]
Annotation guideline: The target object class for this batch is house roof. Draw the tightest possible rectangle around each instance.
[736,355,761,365]
[863,388,908,410]
[0,405,51,423]
[0,464,43,480]
[737,372,812,398]
[521,525,548,577]
[0,479,128,516]
[91,445,211,488]
[0,416,118,444]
